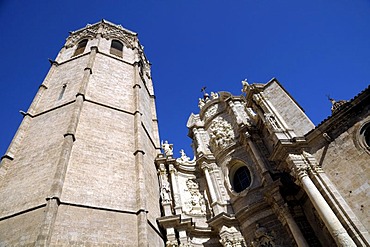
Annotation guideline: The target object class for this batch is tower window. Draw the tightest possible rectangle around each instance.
[232,166,251,193]
[72,39,88,57]
[58,84,67,100]
[110,40,123,57]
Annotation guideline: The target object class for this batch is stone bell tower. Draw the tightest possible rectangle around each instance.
[0,20,163,246]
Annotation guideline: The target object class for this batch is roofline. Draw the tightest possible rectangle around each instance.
[264,77,307,113]
[70,19,138,36]
[305,84,370,139]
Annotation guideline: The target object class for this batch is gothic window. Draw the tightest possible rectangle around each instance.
[231,165,251,193]
[73,39,88,57]
[360,122,370,149]
[110,40,123,58]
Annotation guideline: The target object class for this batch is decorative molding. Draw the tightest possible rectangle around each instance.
[65,25,99,48]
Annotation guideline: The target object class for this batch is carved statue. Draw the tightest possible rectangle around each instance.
[198,98,205,108]
[211,91,219,99]
[179,149,190,162]
[161,140,173,156]
[241,79,249,93]
[160,182,172,203]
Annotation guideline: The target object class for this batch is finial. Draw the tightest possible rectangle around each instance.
[327,94,348,114]
[201,86,209,101]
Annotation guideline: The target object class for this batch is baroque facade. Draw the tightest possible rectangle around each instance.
[0,20,369,246]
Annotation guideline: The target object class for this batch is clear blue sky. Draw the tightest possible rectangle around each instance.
[0,1,369,157]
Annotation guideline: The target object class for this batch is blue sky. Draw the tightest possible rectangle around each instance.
[0,1,369,157]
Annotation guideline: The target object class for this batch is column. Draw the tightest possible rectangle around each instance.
[287,154,356,247]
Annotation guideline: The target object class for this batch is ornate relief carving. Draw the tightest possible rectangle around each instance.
[101,24,136,49]
[219,226,246,247]
[209,117,235,150]
[166,240,178,247]
[286,154,309,183]
[193,128,211,154]
[65,22,137,49]
[250,224,276,247]
[65,25,99,48]
[183,179,206,215]
[264,113,282,131]
[204,104,219,121]
[211,91,219,99]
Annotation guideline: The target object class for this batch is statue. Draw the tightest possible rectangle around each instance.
[179,149,190,162]
[160,182,172,203]
[241,78,249,93]
[211,91,219,99]
[198,98,205,108]
[161,140,173,156]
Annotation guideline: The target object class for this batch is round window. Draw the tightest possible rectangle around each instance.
[232,166,251,193]
[360,122,370,149]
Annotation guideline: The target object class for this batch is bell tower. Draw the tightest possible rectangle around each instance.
[0,20,163,246]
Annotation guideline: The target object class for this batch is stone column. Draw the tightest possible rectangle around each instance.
[266,184,309,247]
[202,163,218,203]
[287,154,356,246]
[169,164,182,214]
[279,204,309,247]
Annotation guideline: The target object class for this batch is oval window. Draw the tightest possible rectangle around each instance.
[232,166,251,193]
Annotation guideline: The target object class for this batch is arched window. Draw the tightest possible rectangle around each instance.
[231,166,251,193]
[73,39,88,57]
[110,40,123,57]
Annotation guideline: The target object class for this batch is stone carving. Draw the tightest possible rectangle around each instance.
[179,149,190,162]
[211,91,219,99]
[161,140,173,157]
[209,117,235,150]
[166,240,178,247]
[219,226,246,247]
[183,179,206,215]
[65,25,99,48]
[176,149,196,166]
[286,153,309,182]
[65,21,137,50]
[246,107,258,123]
[204,104,218,121]
[198,98,206,109]
[264,113,281,131]
[192,128,211,154]
[250,224,275,247]
[241,79,249,93]
[101,25,136,49]
[161,182,172,203]
[158,164,172,204]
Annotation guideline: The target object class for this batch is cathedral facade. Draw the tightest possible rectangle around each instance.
[0,21,369,246]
